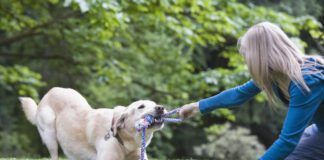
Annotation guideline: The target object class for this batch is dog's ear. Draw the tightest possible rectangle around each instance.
[112,106,127,136]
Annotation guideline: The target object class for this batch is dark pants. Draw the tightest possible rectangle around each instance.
[285,124,324,160]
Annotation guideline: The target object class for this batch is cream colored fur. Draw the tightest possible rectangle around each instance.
[20,87,165,160]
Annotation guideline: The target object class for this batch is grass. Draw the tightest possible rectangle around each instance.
[0,158,66,160]
[0,159,50,160]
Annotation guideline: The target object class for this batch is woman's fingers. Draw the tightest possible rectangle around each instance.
[179,106,191,119]
[179,102,199,119]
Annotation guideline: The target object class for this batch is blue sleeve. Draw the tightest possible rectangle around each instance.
[260,75,324,160]
[198,80,261,114]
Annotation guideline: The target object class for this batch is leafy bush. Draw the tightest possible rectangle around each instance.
[194,123,265,160]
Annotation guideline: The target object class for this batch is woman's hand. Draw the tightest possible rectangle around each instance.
[179,102,200,119]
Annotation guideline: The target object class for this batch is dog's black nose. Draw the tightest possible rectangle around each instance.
[155,105,164,113]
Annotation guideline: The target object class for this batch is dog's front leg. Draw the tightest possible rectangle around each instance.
[96,139,125,160]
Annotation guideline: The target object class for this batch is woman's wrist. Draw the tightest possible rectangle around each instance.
[192,102,200,113]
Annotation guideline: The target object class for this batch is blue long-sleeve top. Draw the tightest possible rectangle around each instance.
[198,64,323,160]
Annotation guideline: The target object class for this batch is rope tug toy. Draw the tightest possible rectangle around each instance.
[134,108,182,160]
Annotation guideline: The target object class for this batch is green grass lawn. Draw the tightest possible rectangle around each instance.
[0,159,50,160]
[0,158,66,160]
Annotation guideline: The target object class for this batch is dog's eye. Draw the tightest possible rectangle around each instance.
[138,105,145,109]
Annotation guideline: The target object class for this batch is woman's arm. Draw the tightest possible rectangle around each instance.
[260,75,323,160]
[199,80,261,114]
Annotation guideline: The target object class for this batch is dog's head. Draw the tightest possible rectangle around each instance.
[112,100,166,142]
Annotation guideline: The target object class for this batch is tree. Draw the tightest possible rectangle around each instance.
[0,0,322,158]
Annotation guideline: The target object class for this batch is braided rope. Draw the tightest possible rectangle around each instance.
[135,108,182,160]
[162,117,182,123]
[140,127,146,160]
[161,108,181,117]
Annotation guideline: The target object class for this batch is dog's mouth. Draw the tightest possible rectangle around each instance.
[146,114,164,128]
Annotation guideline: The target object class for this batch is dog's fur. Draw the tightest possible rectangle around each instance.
[20,87,165,160]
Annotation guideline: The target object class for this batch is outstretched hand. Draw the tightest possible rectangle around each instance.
[179,102,200,119]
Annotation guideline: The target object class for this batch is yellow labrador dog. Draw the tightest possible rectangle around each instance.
[20,87,166,160]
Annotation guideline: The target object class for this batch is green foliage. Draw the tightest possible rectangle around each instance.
[0,132,31,157]
[0,65,44,156]
[0,65,45,99]
[194,123,265,160]
[0,0,322,158]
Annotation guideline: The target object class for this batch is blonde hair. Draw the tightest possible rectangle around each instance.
[238,21,323,102]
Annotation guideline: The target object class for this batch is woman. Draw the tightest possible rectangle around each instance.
[179,22,324,160]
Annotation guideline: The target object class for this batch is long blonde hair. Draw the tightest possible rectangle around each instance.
[238,21,323,102]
